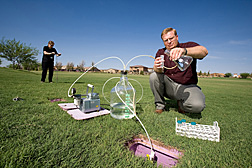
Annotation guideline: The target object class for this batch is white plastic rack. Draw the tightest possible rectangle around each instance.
[175,117,220,142]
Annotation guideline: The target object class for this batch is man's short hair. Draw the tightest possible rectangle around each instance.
[48,41,55,46]
[161,28,177,40]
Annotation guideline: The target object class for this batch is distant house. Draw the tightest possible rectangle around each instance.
[210,73,225,77]
[129,65,149,74]
[58,64,153,74]
[233,73,241,78]
[100,68,121,74]
[61,65,67,71]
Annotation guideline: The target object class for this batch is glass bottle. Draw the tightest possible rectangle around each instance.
[110,71,135,119]
[164,49,193,71]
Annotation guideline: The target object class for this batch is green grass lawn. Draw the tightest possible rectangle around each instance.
[0,68,251,167]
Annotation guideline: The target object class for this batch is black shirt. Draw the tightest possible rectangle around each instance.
[42,46,58,62]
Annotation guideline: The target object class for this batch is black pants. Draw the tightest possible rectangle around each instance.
[41,61,54,82]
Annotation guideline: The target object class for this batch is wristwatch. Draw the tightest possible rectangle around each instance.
[184,48,187,55]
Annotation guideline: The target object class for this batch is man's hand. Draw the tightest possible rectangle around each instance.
[169,46,208,60]
[169,48,186,61]
[154,57,164,69]
[153,56,164,73]
[56,53,61,57]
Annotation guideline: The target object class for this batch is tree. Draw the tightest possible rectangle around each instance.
[240,73,250,79]
[66,62,74,71]
[55,62,63,70]
[77,60,85,71]
[199,71,202,76]
[91,61,95,71]
[225,73,232,77]
[22,58,40,71]
[0,37,39,69]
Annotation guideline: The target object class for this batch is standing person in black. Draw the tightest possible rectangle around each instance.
[41,41,61,83]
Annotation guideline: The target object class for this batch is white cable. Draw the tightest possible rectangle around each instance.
[67,55,155,159]
[125,55,155,69]
[67,56,125,97]
[102,77,144,104]
[126,54,176,70]
[70,54,154,98]
[102,77,120,104]
[128,78,144,104]
[114,81,154,155]
[102,76,150,152]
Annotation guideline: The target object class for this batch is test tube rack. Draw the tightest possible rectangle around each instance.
[175,117,220,142]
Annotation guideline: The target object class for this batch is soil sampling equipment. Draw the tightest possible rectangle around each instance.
[64,56,186,164]
[71,84,100,113]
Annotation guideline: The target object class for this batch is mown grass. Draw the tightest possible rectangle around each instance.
[0,68,251,168]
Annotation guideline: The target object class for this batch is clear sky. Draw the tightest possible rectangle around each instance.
[0,0,251,74]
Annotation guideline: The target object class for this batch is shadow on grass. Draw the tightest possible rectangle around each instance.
[103,100,202,119]
[51,81,87,84]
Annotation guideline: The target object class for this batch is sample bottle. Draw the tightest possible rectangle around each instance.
[164,49,193,71]
[110,71,135,119]
[160,55,164,68]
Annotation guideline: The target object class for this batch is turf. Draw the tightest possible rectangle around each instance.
[0,68,251,167]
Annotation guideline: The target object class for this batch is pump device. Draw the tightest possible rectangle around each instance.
[71,84,100,113]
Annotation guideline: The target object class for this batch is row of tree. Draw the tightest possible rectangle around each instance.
[1,37,251,78]
[55,60,86,71]
[198,71,252,79]
[225,72,252,78]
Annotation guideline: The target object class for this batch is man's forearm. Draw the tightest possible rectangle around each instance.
[186,46,208,59]
[43,51,55,55]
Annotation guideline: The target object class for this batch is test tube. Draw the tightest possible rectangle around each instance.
[176,120,182,135]
[191,122,196,129]
[181,119,186,126]
[177,120,182,127]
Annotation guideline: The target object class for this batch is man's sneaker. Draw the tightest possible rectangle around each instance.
[177,100,188,114]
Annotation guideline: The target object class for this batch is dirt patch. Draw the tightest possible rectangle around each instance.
[49,98,67,102]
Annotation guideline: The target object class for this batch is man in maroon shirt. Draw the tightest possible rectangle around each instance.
[149,27,208,114]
